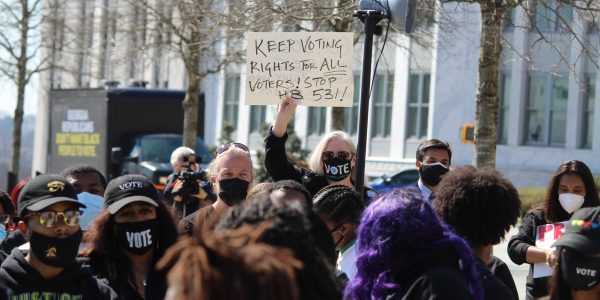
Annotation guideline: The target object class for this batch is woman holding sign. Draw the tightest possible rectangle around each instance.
[508,160,600,299]
[265,97,375,202]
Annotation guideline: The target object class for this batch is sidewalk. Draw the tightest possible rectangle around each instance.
[493,226,529,300]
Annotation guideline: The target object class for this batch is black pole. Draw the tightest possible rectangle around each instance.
[354,10,384,200]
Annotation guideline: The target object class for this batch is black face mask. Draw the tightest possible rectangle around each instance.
[218,178,249,206]
[114,219,158,255]
[561,247,600,290]
[29,229,82,268]
[323,157,352,181]
[419,162,449,187]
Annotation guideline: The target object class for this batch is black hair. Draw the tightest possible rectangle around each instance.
[60,163,108,188]
[0,191,15,217]
[416,139,452,164]
[216,194,342,300]
[544,160,600,223]
[313,184,364,224]
[434,166,521,247]
[270,180,313,208]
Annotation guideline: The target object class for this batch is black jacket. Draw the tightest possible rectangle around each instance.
[264,128,376,201]
[86,254,167,300]
[387,246,474,300]
[488,256,518,300]
[507,209,551,299]
[474,258,516,300]
[0,248,118,300]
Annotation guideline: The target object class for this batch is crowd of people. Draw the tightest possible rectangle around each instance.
[0,97,599,299]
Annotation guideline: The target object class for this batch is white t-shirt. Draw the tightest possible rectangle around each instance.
[336,240,358,280]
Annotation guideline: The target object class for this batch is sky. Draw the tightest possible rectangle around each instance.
[0,73,39,117]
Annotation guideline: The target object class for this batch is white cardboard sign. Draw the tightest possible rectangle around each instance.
[533,221,567,278]
[245,32,354,107]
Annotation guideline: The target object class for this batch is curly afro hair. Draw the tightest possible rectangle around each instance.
[434,166,521,247]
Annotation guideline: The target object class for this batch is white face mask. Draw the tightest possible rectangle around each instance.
[558,193,585,214]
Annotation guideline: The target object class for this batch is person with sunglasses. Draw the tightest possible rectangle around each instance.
[266,97,374,201]
[179,143,253,237]
[82,174,178,300]
[0,174,117,299]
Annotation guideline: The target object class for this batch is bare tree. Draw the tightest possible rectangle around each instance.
[0,0,45,180]
[435,0,600,168]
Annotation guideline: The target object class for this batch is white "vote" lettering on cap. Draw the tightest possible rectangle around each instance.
[119,181,144,190]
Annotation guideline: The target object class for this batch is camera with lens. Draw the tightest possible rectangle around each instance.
[175,154,207,196]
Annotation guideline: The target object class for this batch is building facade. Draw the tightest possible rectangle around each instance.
[33,1,600,187]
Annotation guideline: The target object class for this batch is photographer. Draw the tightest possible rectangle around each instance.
[162,147,216,221]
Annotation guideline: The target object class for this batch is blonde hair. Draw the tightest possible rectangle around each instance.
[308,131,356,176]
[206,146,253,179]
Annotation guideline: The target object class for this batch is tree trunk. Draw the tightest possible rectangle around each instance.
[182,66,199,148]
[474,1,503,169]
[328,0,353,131]
[11,0,30,180]
[331,107,345,130]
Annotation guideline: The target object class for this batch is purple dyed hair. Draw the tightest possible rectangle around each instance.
[345,189,483,300]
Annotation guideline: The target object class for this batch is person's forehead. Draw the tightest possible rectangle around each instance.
[67,172,102,185]
[42,201,79,212]
[118,202,156,212]
[559,174,584,185]
[423,148,449,160]
[325,138,350,152]
[219,154,252,170]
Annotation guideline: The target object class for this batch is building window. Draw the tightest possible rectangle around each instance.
[308,107,327,135]
[498,74,511,144]
[581,76,595,149]
[406,73,430,139]
[249,106,266,133]
[344,75,360,136]
[371,74,394,138]
[532,0,573,32]
[223,75,241,130]
[525,74,568,146]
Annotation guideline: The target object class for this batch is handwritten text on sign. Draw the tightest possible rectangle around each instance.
[245,32,354,107]
[533,222,567,278]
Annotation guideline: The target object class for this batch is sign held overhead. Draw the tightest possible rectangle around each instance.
[245,32,354,107]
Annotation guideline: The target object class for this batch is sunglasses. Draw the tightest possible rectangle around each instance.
[321,151,354,161]
[25,210,83,228]
[0,214,10,225]
[216,142,249,155]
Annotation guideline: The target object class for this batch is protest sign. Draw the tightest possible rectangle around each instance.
[533,221,567,278]
[245,32,354,107]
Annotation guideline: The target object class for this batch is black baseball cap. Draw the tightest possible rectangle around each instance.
[104,174,160,214]
[553,207,600,256]
[18,174,86,218]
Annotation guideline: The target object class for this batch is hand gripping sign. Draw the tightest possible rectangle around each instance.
[533,222,567,278]
[245,32,354,107]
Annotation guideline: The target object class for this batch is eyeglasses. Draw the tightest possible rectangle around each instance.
[321,151,354,161]
[25,210,83,228]
[216,142,249,155]
[0,214,10,225]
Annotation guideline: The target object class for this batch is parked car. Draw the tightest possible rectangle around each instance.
[370,168,420,192]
